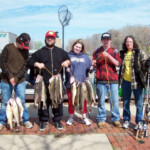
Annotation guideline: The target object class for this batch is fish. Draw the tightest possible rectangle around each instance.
[75,83,81,111]
[85,79,96,112]
[48,75,57,108]
[41,81,47,109]
[16,97,24,122]
[48,74,64,108]
[71,82,77,108]
[34,75,43,108]
[6,100,14,130]
[12,98,20,130]
[79,83,87,112]
[70,76,75,84]
[58,74,63,102]
[55,75,60,105]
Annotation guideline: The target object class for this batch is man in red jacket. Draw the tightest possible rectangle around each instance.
[92,32,122,128]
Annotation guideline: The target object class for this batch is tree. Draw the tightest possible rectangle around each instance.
[65,25,150,55]
[34,41,44,50]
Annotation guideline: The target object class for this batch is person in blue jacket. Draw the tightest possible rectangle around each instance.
[65,39,92,126]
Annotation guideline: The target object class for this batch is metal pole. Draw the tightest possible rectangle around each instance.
[62,25,64,49]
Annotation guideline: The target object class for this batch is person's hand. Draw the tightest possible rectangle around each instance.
[34,62,45,69]
[89,65,94,70]
[92,60,96,66]
[10,78,16,86]
[61,60,70,68]
[66,67,70,73]
[102,52,109,58]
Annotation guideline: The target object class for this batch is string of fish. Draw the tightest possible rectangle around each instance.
[44,66,63,108]
[69,69,96,113]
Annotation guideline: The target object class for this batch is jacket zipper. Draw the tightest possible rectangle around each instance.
[50,50,53,74]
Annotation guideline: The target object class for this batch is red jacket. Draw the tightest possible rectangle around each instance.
[93,46,122,83]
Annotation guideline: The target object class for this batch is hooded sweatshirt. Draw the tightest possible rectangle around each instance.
[65,51,91,89]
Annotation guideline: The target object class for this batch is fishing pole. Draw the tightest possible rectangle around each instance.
[94,49,114,110]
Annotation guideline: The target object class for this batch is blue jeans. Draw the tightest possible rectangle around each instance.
[0,81,29,124]
[96,83,120,122]
[122,79,143,124]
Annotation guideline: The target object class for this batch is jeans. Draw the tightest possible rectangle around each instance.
[96,83,120,122]
[0,81,29,124]
[122,79,143,124]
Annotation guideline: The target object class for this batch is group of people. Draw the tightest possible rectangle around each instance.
[0,30,150,132]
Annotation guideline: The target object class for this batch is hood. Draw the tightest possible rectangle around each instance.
[69,51,84,56]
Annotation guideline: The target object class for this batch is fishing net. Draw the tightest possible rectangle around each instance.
[58,5,72,27]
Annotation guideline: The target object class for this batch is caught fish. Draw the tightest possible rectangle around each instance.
[12,98,20,130]
[16,97,24,122]
[41,81,47,109]
[48,74,63,108]
[49,75,57,108]
[75,83,81,111]
[71,82,77,108]
[58,74,63,102]
[6,100,14,130]
[79,83,87,112]
[85,79,96,112]
[34,75,43,108]
[55,74,63,104]
[55,75,60,104]
[70,76,75,84]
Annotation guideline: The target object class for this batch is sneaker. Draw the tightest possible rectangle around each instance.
[39,121,46,131]
[123,121,130,129]
[54,121,63,130]
[24,121,33,129]
[0,124,3,130]
[134,122,143,130]
[82,118,91,126]
[66,118,74,126]
[113,121,122,128]
[97,122,105,128]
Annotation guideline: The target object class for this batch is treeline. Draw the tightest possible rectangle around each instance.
[65,25,150,55]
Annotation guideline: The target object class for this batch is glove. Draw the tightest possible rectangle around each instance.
[146,57,150,67]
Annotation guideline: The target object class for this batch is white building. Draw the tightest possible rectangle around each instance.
[0,31,17,53]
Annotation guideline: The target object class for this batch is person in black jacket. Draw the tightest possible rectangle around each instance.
[28,31,70,131]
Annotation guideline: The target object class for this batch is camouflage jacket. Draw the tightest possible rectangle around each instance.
[119,49,148,89]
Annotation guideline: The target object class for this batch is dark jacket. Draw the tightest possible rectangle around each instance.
[119,49,148,89]
[1,43,28,84]
[27,46,70,85]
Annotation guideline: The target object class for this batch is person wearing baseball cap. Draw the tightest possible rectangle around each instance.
[44,31,56,48]
[101,32,111,40]
[17,33,31,49]
[45,31,56,39]
[0,33,33,130]
[92,32,122,129]
[28,30,70,131]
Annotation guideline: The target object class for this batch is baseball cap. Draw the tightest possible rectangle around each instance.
[45,31,56,39]
[18,33,31,49]
[101,32,111,40]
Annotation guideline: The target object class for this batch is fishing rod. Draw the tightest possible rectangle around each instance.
[135,66,150,143]
[94,48,114,109]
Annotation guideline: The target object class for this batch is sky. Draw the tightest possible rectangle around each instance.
[0,0,150,47]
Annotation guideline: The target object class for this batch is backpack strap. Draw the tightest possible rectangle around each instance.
[96,48,99,59]
[114,49,118,57]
